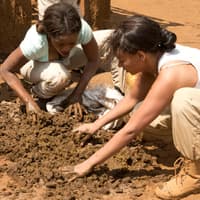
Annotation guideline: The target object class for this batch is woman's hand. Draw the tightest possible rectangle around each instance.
[60,161,94,182]
[73,122,98,135]
[74,161,93,177]
[73,122,100,147]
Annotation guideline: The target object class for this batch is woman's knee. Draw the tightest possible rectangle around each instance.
[45,62,72,89]
[171,88,193,114]
[32,62,72,98]
[171,87,200,160]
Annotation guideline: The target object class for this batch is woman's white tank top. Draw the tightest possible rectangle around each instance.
[158,44,200,88]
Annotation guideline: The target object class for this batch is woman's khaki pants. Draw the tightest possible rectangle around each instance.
[145,87,200,161]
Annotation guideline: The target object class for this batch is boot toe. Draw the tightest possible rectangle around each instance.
[155,183,175,200]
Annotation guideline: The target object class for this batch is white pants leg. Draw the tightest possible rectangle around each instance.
[20,60,72,99]
[93,29,127,93]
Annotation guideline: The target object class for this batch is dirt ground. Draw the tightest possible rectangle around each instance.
[1,1,200,200]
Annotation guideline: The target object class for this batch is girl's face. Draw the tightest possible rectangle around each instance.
[50,33,78,57]
[116,49,147,74]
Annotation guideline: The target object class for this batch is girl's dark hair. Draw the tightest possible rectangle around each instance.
[36,2,81,38]
[109,15,177,54]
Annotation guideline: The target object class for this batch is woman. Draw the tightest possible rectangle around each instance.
[63,15,200,199]
[0,2,100,113]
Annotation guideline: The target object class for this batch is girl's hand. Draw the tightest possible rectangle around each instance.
[26,101,41,114]
[67,102,88,120]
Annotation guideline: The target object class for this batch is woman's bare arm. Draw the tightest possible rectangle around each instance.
[0,47,41,112]
[73,64,197,174]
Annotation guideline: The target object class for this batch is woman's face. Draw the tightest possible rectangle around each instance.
[50,33,78,57]
[116,49,147,74]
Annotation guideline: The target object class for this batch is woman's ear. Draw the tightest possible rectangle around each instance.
[137,50,146,61]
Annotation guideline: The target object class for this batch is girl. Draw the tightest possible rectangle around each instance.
[63,15,200,199]
[0,2,102,113]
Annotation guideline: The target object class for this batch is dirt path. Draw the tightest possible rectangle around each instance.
[111,0,200,48]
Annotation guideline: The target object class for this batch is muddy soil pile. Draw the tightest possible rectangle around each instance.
[0,81,180,200]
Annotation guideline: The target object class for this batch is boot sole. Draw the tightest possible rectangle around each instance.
[156,187,200,200]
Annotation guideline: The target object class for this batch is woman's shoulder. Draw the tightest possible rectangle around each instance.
[19,24,48,61]
[24,24,47,48]
[158,44,200,70]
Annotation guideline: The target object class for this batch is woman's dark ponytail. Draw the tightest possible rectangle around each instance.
[108,15,177,54]
[159,28,177,52]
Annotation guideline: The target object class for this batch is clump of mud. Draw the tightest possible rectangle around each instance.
[0,82,179,200]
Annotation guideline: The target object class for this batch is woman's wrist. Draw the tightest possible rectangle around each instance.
[93,119,104,131]
[83,155,98,169]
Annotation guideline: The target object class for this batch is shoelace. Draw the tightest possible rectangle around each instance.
[174,157,185,175]
[173,157,187,185]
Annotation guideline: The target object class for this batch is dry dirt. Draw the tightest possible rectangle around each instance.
[0,81,180,200]
[1,1,200,200]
